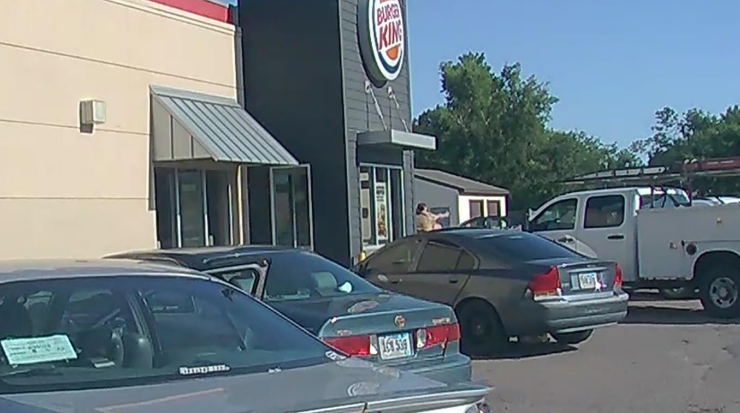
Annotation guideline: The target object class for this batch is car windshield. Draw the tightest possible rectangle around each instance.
[0,276,332,394]
[476,232,583,262]
[263,253,380,302]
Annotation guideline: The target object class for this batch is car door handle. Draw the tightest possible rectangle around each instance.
[607,234,625,240]
[557,236,574,243]
[449,278,459,284]
[390,278,402,284]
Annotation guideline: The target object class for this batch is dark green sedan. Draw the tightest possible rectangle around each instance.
[109,246,472,385]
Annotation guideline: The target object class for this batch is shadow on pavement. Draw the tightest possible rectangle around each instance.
[470,342,577,361]
[623,293,740,325]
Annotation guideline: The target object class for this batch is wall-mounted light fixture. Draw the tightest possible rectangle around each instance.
[80,99,107,127]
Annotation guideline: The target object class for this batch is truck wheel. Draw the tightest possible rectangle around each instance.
[457,300,507,357]
[700,268,740,318]
[552,330,593,345]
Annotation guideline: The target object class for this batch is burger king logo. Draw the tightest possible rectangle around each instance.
[358,0,405,84]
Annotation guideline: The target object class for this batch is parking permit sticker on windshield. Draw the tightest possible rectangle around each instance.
[1,335,77,366]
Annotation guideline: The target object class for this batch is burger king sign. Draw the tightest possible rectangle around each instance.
[358,0,405,84]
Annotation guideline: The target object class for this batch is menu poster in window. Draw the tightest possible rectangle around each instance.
[375,182,388,241]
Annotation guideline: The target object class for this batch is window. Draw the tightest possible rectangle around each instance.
[486,200,500,217]
[638,190,690,210]
[360,165,405,247]
[585,195,625,229]
[263,253,378,302]
[416,241,475,272]
[154,167,237,249]
[457,251,476,271]
[469,200,484,219]
[271,167,313,249]
[530,199,578,231]
[0,277,331,394]
[475,232,582,262]
[416,240,475,272]
[213,268,260,295]
[366,240,420,274]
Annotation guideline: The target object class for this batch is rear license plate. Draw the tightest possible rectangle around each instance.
[378,332,413,360]
[578,272,598,290]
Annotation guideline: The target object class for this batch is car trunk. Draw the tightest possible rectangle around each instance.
[528,257,619,299]
[269,293,459,365]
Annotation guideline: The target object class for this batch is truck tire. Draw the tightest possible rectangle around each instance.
[552,330,593,345]
[700,267,740,318]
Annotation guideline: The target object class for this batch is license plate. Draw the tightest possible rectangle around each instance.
[578,273,597,290]
[378,332,413,360]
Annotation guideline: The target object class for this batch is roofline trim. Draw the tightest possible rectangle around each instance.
[146,0,232,24]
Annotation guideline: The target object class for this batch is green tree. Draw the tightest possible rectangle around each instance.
[631,105,740,195]
[414,52,638,210]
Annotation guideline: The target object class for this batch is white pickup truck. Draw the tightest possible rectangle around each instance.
[528,186,740,317]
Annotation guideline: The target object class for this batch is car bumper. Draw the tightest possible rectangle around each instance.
[506,292,629,336]
[401,353,473,385]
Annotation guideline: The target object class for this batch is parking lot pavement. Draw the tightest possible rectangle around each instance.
[472,294,740,413]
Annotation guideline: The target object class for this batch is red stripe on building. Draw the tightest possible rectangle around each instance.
[147,0,231,23]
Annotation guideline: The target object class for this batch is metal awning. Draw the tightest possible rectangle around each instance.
[150,86,298,165]
[357,129,437,151]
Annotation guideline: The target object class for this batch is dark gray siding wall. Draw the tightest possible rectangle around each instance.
[414,179,460,226]
[339,0,415,260]
[239,0,351,265]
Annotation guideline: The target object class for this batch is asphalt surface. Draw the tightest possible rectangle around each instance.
[473,293,740,413]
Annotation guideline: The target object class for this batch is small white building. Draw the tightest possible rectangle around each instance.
[414,169,510,227]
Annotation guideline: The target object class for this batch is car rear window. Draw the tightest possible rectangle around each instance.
[475,232,582,262]
[264,252,379,302]
[0,276,332,394]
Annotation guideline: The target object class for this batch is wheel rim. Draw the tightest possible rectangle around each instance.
[709,277,738,309]
[467,316,491,343]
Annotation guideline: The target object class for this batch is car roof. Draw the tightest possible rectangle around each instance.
[109,245,305,271]
[425,228,519,239]
[0,259,208,284]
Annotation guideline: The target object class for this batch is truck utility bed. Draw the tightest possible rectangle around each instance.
[637,203,740,281]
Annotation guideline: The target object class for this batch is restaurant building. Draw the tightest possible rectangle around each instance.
[239,0,435,265]
[0,0,434,265]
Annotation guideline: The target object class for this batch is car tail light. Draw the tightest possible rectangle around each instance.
[324,335,371,357]
[527,267,562,299]
[416,323,461,351]
[614,264,624,289]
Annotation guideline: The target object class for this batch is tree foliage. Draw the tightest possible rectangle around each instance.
[414,53,638,210]
[631,105,740,195]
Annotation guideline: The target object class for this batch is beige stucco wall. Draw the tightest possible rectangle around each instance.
[0,0,237,259]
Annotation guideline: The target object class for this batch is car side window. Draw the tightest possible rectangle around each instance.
[456,251,476,271]
[416,240,475,272]
[366,240,420,274]
[584,195,625,229]
[214,268,260,295]
[530,199,578,231]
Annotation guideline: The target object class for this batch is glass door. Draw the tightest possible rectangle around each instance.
[360,165,405,248]
[178,170,206,248]
[270,165,313,249]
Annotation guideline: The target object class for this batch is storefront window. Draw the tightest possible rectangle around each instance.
[271,166,313,249]
[154,167,236,249]
[360,165,405,248]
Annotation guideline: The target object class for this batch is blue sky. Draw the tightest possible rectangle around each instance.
[223,0,740,147]
[407,0,740,146]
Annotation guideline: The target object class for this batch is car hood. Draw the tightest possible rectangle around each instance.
[268,292,449,336]
[0,358,488,413]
